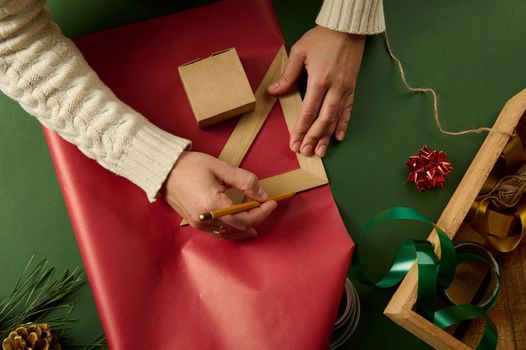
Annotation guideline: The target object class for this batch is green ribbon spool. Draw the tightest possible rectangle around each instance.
[354,207,498,350]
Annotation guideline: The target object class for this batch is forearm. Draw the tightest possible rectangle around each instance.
[0,0,190,201]
[317,0,385,34]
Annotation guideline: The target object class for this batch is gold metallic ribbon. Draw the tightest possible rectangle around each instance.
[468,134,526,252]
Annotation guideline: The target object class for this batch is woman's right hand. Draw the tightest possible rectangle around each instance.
[163,151,277,239]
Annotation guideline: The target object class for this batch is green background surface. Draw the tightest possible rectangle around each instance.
[1,0,525,348]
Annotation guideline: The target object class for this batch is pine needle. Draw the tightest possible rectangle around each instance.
[0,257,86,340]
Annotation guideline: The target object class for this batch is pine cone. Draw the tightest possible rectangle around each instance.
[2,323,61,350]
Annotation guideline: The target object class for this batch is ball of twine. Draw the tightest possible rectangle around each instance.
[478,164,526,208]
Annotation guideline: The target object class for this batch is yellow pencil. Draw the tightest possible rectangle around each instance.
[199,192,296,222]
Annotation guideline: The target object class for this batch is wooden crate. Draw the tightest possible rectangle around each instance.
[384,88,526,349]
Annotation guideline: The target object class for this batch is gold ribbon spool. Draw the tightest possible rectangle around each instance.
[469,131,526,252]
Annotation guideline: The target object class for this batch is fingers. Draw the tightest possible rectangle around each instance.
[315,136,331,158]
[335,93,354,141]
[219,200,277,231]
[299,87,341,157]
[167,152,277,240]
[185,174,277,240]
[191,198,278,240]
[215,164,267,202]
[290,77,327,153]
[219,228,257,240]
[267,45,305,96]
[201,220,256,240]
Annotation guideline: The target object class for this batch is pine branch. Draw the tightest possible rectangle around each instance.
[81,334,108,350]
[0,257,86,340]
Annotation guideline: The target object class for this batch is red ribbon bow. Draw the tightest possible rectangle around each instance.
[406,146,453,192]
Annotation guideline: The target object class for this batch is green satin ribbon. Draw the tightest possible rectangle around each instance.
[354,207,498,349]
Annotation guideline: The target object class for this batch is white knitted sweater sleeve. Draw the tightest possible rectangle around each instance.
[0,0,191,202]
[317,0,385,34]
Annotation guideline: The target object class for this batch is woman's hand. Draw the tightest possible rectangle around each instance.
[164,151,277,239]
[268,26,366,157]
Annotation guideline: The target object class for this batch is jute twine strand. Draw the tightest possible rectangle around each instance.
[382,31,513,137]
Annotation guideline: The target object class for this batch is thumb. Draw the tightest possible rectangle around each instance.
[216,164,267,202]
[267,48,304,96]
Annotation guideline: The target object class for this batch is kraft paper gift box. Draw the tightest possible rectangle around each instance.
[178,48,256,128]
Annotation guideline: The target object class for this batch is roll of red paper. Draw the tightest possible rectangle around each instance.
[43,1,354,348]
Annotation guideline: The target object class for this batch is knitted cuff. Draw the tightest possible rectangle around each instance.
[117,123,191,202]
[316,0,386,35]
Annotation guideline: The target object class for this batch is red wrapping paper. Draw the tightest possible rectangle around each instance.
[43,1,354,348]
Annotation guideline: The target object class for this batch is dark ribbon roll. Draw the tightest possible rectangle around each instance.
[330,278,360,349]
[443,242,500,311]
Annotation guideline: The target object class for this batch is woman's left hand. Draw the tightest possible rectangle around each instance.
[267,26,366,157]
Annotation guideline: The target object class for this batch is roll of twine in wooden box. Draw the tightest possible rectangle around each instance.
[478,164,526,208]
